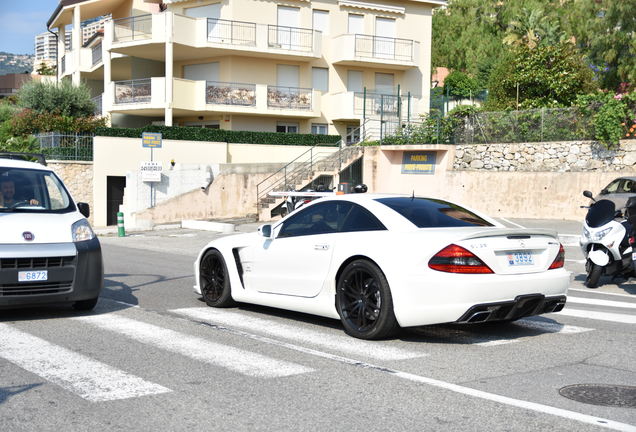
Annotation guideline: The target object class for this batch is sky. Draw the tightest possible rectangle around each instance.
[0,0,61,54]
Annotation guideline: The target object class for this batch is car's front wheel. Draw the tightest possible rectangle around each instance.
[336,259,399,339]
[200,249,235,307]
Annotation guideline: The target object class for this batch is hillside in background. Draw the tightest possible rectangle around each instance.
[0,52,34,75]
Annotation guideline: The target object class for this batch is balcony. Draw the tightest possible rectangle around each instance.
[114,79,152,104]
[107,13,321,61]
[330,91,423,121]
[206,81,256,106]
[92,43,102,66]
[267,86,312,111]
[332,34,419,70]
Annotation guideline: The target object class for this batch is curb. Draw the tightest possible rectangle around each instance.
[181,219,235,233]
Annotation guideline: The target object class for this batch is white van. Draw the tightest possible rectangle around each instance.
[0,154,103,310]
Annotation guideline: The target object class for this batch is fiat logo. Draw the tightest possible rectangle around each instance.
[22,232,34,241]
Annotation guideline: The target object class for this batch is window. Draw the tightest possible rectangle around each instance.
[312,67,329,92]
[278,202,343,238]
[277,64,300,88]
[602,180,621,194]
[184,121,220,129]
[346,125,360,144]
[184,62,220,81]
[348,13,364,34]
[347,70,363,92]
[311,123,328,135]
[312,10,329,35]
[376,197,494,228]
[341,203,386,232]
[276,122,299,133]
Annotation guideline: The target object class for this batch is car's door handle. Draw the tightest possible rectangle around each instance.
[314,244,330,251]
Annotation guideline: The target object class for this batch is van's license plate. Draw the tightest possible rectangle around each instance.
[18,271,48,282]
[507,252,534,266]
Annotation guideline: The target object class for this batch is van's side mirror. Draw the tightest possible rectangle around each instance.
[582,190,594,199]
[77,202,90,218]
[258,224,273,239]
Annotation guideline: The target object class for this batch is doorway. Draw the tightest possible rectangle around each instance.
[106,176,126,226]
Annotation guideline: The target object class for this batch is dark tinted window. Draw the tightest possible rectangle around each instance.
[341,203,386,232]
[375,197,493,228]
[278,201,348,238]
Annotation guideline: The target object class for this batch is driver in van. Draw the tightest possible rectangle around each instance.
[0,178,39,207]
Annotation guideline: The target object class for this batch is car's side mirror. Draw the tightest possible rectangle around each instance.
[258,224,273,239]
[77,202,90,218]
[583,190,594,199]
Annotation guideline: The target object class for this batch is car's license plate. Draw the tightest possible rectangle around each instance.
[18,270,48,282]
[507,252,534,266]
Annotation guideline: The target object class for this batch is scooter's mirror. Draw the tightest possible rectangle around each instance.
[583,190,594,199]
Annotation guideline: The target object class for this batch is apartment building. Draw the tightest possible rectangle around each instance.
[47,0,444,139]
[34,31,71,63]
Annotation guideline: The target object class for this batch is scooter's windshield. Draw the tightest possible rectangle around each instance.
[586,199,616,228]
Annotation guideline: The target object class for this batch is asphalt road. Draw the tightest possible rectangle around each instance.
[1,219,635,432]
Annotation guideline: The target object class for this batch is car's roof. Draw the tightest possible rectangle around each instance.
[0,158,50,171]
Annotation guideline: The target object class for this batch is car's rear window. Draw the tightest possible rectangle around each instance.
[375,197,493,228]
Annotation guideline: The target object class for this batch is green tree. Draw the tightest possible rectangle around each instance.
[564,0,636,90]
[503,7,568,49]
[443,71,479,98]
[17,80,95,118]
[35,62,56,76]
[486,43,596,110]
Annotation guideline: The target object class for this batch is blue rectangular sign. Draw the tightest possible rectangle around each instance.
[401,151,436,174]
[142,132,162,148]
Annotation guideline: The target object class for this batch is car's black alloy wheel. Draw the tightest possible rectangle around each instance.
[336,259,398,339]
[200,249,235,307]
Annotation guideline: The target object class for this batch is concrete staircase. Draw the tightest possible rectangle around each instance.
[256,144,364,220]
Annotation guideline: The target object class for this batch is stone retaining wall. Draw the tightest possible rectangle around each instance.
[454,140,636,172]
[48,161,94,223]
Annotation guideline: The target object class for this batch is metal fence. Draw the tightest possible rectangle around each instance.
[354,34,414,62]
[113,15,152,42]
[268,25,314,51]
[35,133,94,161]
[455,107,596,144]
[207,18,256,46]
[114,79,151,104]
[267,86,312,110]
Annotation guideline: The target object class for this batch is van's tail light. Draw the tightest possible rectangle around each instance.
[629,236,635,245]
[548,244,565,270]
[428,244,493,274]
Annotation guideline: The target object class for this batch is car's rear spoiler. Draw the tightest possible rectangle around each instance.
[461,228,559,240]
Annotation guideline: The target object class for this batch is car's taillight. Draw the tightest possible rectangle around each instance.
[428,244,493,274]
[548,244,565,270]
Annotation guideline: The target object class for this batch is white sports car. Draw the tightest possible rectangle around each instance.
[193,194,570,339]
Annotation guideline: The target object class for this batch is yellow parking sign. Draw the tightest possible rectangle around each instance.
[142,132,162,148]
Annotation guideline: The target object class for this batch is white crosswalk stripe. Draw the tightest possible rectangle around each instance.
[556,308,636,324]
[566,296,636,309]
[74,314,313,378]
[171,307,427,360]
[0,323,171,402]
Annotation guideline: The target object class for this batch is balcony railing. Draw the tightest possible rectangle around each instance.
[354,92,405,115]
[92,94,102,115]
[354,34,415,62]
[207,18,256,46]
[267,25,314,52]
[61,55,66,74]
[92,43,102,66]
[206,81,256,106]
[114,79,151,104]
[267,86,312,110]
[113,14,152,42]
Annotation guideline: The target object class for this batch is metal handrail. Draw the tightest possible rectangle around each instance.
[207,18,256,46]
[353,34,414,62]
[113,14,152,42]
[114,78,152,104]
[267,24,315,51]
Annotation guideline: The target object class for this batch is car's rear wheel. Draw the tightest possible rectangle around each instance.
[336,259,399,339]
[585,259,603,288]
[200,249,235,307]
[72,297,98,311]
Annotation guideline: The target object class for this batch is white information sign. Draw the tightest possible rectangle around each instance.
[140,161,162,182]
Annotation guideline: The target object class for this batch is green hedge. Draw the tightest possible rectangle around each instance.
[94,125,342,146]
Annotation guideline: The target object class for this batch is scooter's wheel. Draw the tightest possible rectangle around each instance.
[585,260,603,288]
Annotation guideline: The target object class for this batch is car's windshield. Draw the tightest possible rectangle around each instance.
[0,168,74,213]
[376,197,494,228]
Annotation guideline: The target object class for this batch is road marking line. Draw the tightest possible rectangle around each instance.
[171,307,425,360]
[471,319,593,346]
[498,218,525,228]
[181,314,634,432]
[567,296,636,309]
[556,308,636,324]
[569,288,635,298]
[75,314,312,378]
[0,323,170,402]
